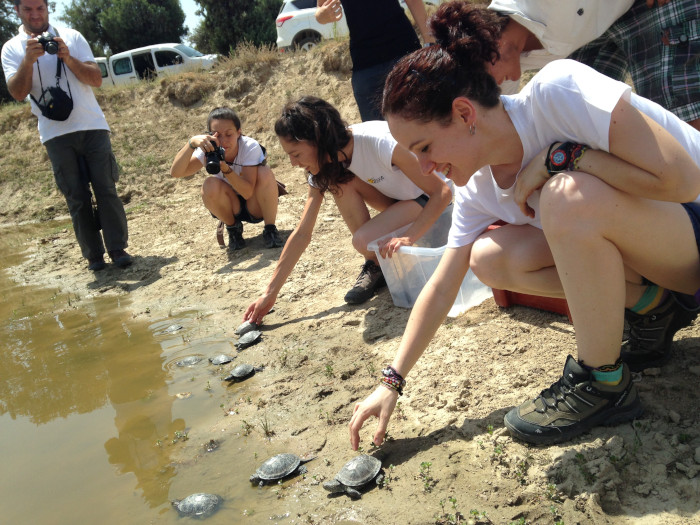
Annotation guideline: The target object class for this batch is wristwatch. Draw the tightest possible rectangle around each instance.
[545,141,588,176]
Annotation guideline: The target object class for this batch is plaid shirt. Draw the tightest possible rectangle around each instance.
[570,0,700,122]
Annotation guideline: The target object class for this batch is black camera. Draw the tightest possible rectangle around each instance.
[37,32,59,55]
[205,145,226,174]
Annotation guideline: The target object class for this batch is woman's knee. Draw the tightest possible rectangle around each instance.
[470,236,510,288]
[540,173,609,235]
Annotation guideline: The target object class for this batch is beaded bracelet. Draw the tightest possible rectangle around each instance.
[380,365,406,396]
[545,141,589,176]
[568,143,588,171]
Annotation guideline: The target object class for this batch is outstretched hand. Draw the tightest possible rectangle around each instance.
[513,143,555,218]
[349,386,399,450]
[244,294,275,325]
[316,0,343,24]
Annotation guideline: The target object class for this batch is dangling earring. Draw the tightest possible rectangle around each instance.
[469,123,476,136]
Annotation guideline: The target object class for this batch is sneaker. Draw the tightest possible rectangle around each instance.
[227,222,245,251]
[503,355,643,445]
[262,224,285,248]
[88,255,106,272]
[621,292,698,371]
[108,249,133,268]
[344,260,386,304]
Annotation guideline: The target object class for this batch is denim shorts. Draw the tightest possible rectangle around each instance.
[682,202,700,255]
[414,194,429,207]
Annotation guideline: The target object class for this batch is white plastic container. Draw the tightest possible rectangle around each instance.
[367,204,492,317]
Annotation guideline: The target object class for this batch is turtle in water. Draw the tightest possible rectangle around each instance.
[250,453,315,486]
[323,455,384,499]
[235,320,258,336]
[171,493,221,518]
[158,324,183,335]
[209,354,234,366]
[176,355,202,367]
[235,330,262,350]
[224,363,263,382]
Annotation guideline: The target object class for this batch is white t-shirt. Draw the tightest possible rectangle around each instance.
[307,121,424,201]
[1,25,109,143]
[489,0,635,95]
[448,59,700,248]
[194,135,265,188]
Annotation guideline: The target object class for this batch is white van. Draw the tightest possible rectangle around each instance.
[106,43,218,85]
[94,57,114,85]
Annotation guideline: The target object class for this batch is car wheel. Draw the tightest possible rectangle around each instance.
[295,35,320,51]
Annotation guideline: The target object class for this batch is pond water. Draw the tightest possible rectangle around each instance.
[0,224,318,524]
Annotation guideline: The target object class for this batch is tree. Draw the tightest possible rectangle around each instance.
[60,0,187,55]
[1,1,20,102]
[191,0,281,56]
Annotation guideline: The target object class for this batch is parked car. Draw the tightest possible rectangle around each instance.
[103,43,218,86]
[275,0,439,52]
[95,57,111,84]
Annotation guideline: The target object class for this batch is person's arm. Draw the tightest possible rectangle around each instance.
[349,243,472,449]
[316,0,343,24]
[379,144,452,258]
[244,186,324,324]
[170,136,208,178]
[231,165,258,201]
[54,37,102,87]
[404,0,432,44]
[6,38,43,101]
[514,97,700,217]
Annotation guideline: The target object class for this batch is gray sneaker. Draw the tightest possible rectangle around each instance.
[344,260,386,304]
[504,355,643,445]
[621,292,698,371]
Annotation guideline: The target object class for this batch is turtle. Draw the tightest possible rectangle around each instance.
[209,354,234,366]
[235,330,262,350]
[250,453,315,486]
[323,455,384,499]
[159,324,183,335]
[224,363,263,382]
[171,493,221,518]
[176,355,202,367]
[235,320,258,336]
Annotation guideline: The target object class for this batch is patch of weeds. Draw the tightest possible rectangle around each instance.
[545,483,563,503]
[574,452,596,484]
[279,349,288,368]
[435,496,465,524]
[380,464,395,490]
[318,408,334,426]
[395,401,407,421]
[241,420,254,436]
[514,457,529,485]
[366,362,377,377]
[419,461,438,492]
[508,518,527,525]
[324,363,334,378]
[155,439,163,448]
[468,509,493,524]
[549,505,563,524]
[486,424,494,435]
[172,430,189,444]
[491,443,505,462]
[204,380,212,392]
[259,413,275,439]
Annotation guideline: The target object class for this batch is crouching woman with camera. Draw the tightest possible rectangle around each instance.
[170,106,285,250]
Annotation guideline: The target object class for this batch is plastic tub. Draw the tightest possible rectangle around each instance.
[367,205,492,317]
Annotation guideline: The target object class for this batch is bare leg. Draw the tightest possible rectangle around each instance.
[245,165,279,225]
[202,177,241,225]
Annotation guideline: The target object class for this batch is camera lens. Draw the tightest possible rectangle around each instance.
[45,41,59,55]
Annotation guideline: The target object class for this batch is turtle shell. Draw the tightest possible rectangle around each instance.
[254,453,301,481]
[173,493,221,517]
[209,354,234,365]
[235,330,262,349]
[335,455,382,488]
[226,363,254,380]
[176,356,202,367]
[235,320,258,336]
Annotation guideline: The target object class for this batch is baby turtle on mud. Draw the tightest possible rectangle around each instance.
[235,330,262,350]
[235,320,258,336]
[224,363,264,382]
[176,356,202,367]
[323,455,384,499]
[250,453,315,486]
[209,354,234,366]
[171,493,221,518]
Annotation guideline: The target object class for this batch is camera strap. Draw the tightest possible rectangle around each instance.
[31,28,73,107]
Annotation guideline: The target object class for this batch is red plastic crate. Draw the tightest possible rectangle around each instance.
[492,289,572,321]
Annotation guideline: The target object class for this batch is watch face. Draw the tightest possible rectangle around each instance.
[550,149,568,168]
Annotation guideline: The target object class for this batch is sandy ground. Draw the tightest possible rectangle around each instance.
[3,42,700,524]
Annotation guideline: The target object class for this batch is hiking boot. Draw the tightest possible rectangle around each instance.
[262,224,285,248]
[621,292,698,372]
[344,260,386,304]
[503,355,643,445]
[88,255,106,272]
[108,249,133,268]
[227,222,245,251]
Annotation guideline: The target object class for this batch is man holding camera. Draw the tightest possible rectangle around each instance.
[2,0,132,271]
